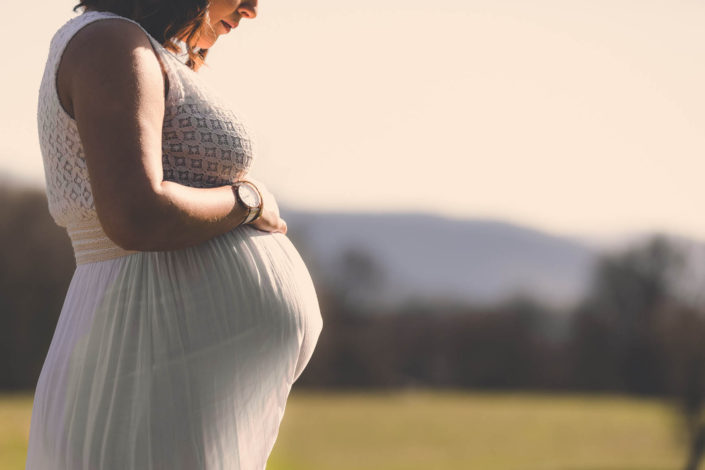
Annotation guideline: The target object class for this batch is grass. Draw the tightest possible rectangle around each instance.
[0,393,34,470]
[3,390,690,470]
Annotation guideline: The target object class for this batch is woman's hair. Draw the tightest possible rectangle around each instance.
[73,0,210,70]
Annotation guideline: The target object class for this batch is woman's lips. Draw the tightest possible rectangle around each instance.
[221,20,235,33]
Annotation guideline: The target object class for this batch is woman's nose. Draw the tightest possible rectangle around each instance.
[238,1,257,19]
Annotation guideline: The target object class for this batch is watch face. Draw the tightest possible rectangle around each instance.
[238,183,260,208]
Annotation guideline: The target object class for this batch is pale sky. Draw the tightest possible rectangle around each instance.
[4,0,705,239]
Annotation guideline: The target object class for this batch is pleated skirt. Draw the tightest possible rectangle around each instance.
[25,224,323,470]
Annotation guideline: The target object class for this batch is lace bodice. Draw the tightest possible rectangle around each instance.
[38,11,256,229]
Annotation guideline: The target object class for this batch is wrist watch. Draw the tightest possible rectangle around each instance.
[234,180,263,224]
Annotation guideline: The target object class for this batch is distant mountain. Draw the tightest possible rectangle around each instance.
[282,208,600,309]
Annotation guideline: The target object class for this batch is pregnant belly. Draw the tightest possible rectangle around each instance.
[61,223,322,394]
[181,223,322,336]
[170,223,323,379]
[65,223,322,364]
[213,223,320,308]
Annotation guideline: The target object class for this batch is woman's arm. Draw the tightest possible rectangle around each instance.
[58,19,285,252]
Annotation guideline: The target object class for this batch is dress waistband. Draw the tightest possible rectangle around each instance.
[67,219,137,265]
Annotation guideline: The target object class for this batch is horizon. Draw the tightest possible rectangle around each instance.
[3,170,700,247]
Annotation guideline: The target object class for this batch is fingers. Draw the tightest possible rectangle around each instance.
[249,212,286,234]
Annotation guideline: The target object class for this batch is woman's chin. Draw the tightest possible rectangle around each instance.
[197,38,217,50]
[196,31,219,50]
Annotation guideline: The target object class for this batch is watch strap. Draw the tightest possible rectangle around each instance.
[242,207,257,224]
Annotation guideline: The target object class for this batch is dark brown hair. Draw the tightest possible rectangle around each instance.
[73,0,210,70]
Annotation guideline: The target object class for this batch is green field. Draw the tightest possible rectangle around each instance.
[2,390,691,470]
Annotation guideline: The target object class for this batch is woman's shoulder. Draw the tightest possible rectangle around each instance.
[48,11,168,74]
[61,12,155,55]
[59,13,164,81]
[56,12,167,118]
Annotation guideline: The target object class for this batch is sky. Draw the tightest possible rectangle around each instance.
[3,0,705,239]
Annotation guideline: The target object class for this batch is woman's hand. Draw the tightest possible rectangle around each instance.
[241,177,288,235]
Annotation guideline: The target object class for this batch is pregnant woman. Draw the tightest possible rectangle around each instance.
[26,0,323,468]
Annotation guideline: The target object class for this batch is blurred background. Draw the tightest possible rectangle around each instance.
[2,0,705,469]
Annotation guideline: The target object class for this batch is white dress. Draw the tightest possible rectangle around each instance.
[26,11,323,470]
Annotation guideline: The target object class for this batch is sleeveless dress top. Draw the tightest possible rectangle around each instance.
[26,11,322,470]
